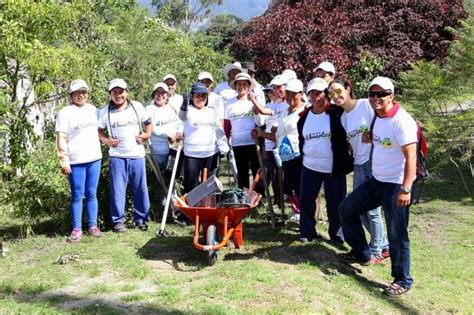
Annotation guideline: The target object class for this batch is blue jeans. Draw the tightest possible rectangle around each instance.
[339,177,413,288]
[109,157,150,225]
[299,166,346,242]
[353,161,389,255]
[152,153,169,170]
[68,159,101,229]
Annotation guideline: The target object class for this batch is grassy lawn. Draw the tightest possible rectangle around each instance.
[0,169,473,314]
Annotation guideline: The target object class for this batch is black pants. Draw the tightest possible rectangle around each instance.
[233,144,260,190]
[183,154,218,194]
[282,156,302,196]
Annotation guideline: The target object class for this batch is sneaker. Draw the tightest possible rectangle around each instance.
[67,229,83,243]
[113,223,128,233]
[299,237,313,243]
[135,221,148,231]
[337,252,372,266]
[290,213,300,223]
[382,248,390,259]
[88,226,104,237]
[371,255,386,264]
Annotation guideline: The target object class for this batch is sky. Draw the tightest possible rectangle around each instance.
[138,0,271,21]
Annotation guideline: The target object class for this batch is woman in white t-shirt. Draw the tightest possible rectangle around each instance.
[297,78,353,245]
[328,77,389,262]
[55,80,103,243]
[146,82,183,170]
[225,73,261,189]
[179,82,228,194]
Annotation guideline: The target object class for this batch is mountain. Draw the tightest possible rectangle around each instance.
[138,0,270,21]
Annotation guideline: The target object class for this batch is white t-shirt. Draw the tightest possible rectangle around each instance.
[372,107,418,184]
[341,99,374,165]
[55,103,102,165]
[275,105,305,158]
[225,97,257,147]
[167,93,183,114]
[98,101,151,158]
[146,103,183,155]
[214,81,237,107]
[302,111,333,173]
[263,101,289,151]
[207,92,225,121]
[183,106,220,158]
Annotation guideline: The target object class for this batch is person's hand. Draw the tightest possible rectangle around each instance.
[270,125,278,134]
[181,93,191,111]
[108,137,119,148]
[136,132,149,144]
[396,192,411,208]
[251,127,264,139]
[175,132,183,141]
[247,91,256,102]
[61,165,72,175]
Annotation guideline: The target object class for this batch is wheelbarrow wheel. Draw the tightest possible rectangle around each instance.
[206,225,218,266]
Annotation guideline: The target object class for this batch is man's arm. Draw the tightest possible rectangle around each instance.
[98,128,118,147]
[397,142,417,207]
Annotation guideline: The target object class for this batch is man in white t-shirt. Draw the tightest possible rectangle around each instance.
[338,77,417,297]
[163,74,183,113]
[98,78,152,233]
[214,62,242,107]
[197,71,225,125]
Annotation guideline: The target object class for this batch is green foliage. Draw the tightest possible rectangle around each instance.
[399,13,474,198]
[1,141,69,230]
[203,14,244,52]
[348,51,388,98]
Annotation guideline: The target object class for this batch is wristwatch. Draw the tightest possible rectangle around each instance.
[400,186,412,193]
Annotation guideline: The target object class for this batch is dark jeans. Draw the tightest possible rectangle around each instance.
[233,144,259,189]
[299,166,346,242]
[338,177,413,288]
[183,154,218,194]
[282,156,302,196]
[265,151,281,204]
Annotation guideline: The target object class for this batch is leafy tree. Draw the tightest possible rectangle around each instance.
[153,0,224,32]
[204,14,244,52]
[230,0,468,82]
[399,14,474,200]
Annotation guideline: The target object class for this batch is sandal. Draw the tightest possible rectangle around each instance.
[383,283,411,297]
[337,252,371,266]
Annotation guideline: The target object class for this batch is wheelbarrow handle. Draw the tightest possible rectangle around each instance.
[193,213,234,252]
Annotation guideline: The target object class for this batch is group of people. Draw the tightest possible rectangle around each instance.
[55,60,418,297]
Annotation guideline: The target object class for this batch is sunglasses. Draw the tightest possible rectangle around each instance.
[368,90,392,98]
[329,88,343,99]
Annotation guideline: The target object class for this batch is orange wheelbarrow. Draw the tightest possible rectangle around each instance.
[173,173,262,265]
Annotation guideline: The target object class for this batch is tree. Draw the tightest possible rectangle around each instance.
[204,14,244,52]
[230,0,468,82]
[399,15,474,200]
[152,0,223,32]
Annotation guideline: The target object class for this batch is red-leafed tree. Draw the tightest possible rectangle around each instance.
[230,0,468,82]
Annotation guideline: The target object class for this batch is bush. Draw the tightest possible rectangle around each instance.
[1,141,69,233]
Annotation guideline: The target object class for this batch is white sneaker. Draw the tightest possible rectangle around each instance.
[290,213,300,223]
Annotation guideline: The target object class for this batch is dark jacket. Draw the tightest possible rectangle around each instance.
[297,102,353,176]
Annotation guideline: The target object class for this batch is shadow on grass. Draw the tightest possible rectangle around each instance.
[1,291,189,314]
[138,221,420,314]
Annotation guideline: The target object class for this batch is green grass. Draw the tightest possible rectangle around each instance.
[0,167,473,314]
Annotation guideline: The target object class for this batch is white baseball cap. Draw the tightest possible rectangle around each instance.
[314,61,336,75]
[307,78,329,93]
[285,79,304,93]
[368,76,395,93]
[223,62,243,79]
[108,78,128,92]
[152,82,169,93]
[270,74,288,86]
[69,79,89,93]
[198,71,214,82]
[282,69,297,81]
[163,74,177,83]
